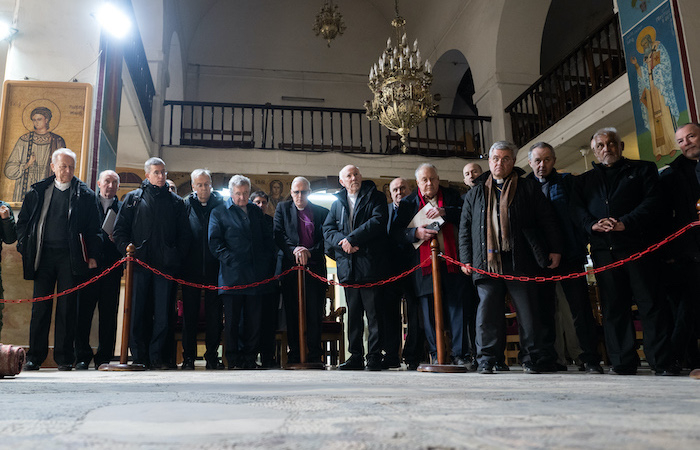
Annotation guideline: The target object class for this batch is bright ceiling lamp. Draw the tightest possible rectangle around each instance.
[0,22,17,41]
[95,2,132,38]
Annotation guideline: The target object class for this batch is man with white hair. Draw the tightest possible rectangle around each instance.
[324,165,388,371]
[17,148,102,371]
[571,127,676,376]
[209,174,276,369]
[274,176,329,365]
[114,157,191,370]
[74,169,125,369]
[180,169,225,370]
[391,163,467,367]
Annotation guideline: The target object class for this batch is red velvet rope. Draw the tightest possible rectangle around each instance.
[2,220,697,303]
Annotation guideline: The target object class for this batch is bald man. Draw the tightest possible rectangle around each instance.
[463,163,483,190]
[323,165,388,371]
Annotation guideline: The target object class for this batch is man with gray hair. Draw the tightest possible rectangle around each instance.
[570,127,676,375]
[114,157,191,370]
[74,169,125,369]
[179,168,225,370]
[274,176,329,365]
[391,163,467,367]
[526,142,603,374]
[17,148,101,371]
[209,175,276,369]
[460,141,563,374]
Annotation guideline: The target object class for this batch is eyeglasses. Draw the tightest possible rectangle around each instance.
[291,190,310,195]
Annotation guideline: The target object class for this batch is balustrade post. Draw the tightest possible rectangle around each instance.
[286,266,324,370]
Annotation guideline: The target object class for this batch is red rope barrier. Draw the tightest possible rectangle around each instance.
[3,220,697,303]
[440,220,700,282]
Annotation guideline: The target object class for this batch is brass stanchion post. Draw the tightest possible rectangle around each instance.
[99,243,146,371]
[418,239,467,373]
[287,266,324,369]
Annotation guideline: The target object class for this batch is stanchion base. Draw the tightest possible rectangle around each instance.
[417,363,467,373]
[98,363,147,371]
[285,362,326,370]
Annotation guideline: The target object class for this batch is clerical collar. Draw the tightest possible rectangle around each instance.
[54,179,71,191]
[495,178,505,184]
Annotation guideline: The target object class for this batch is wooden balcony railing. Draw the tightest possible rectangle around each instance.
[163,101,492,159]
[505,14,625,147]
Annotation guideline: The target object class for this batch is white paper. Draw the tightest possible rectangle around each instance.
[408,204,445,249]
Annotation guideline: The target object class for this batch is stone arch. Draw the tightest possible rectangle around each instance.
[433,49,477,116]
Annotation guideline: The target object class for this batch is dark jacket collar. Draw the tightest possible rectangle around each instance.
[334,179,377,206]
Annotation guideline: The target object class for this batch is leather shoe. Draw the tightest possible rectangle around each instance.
[365,358,382,371]
[584,362,604,374]
[522,362,539,374]
[338,357,364,370]
[494,362,510,372]
[555,363,568,372]
[478,364,494,374]
[406,361,419,371]
[24,361,40,371]
[57,364,73,371]
[181,358,195,370]
[464,358,478,372]
[75,361,89,370]
[655,365,680,376]
[609,366,637,375]
[452,356,466,366]
[206,359,226,370]
[381,358,401,369]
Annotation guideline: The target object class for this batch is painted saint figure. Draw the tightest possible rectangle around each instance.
[630,26,679,161]
[4,106,66,202]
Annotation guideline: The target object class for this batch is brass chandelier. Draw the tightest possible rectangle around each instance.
[312,0,346,47]
[365,0,437,153]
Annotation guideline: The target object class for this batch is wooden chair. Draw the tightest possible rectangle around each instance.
[504,310,520,366]
[321,284,346,366]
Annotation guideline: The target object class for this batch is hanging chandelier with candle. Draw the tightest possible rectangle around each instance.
[312,0,346,47]
[365,0,437,153]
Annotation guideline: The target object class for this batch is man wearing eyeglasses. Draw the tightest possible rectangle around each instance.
[274,177,329,365]
[459,141,562,374]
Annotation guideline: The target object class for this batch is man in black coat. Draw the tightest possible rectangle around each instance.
[17,148,102,371]
[179,169,224,370]
[658,123,700,370]
[274,176,329,365]
[323,165,388,371]
[113,157,192,370]
[460,141,563,374]
[74,170,124,369]
[570,127,675,376]
[391,164,466,366]
[526,143,603,374]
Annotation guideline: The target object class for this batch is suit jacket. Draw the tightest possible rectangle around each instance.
[273,200,329,276]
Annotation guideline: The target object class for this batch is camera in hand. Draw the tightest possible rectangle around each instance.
[425,221,441,231]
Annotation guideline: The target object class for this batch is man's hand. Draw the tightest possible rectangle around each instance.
[0,205,9,219]
[592,217,624,233]
[425,206,445,220]
[547,253,561,269]
[88,258,98,269]
[339,238,359,254]
[460,265,473,276]
[293,246,311,266]
[415,225,438,241]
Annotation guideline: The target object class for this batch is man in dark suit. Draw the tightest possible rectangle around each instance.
[209,175,276,369]
[391,163,465,365]
[74,170,124,369]
[274,176,329,365]
[385,177,423,369]
[570,127,675,375]
[17,148,102,371]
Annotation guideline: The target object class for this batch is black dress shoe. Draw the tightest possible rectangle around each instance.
[381,358,401,369]
[24,361,40,371]
[206,359,226,370]
[75,361,89,370]
[584,362,604,374]
[555,363,568,372]
[452,356,466,366]
[338,357,364,370]
[522,362,539,374]
[478,364,494,374]
[494,362,510,372]
[150,361,170,371]
[405,361,419,371]
[57,364,73,371]
[365,359,382,371]
[609,366,637,375]
[655,365,681,376]
[181,358,195,370]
